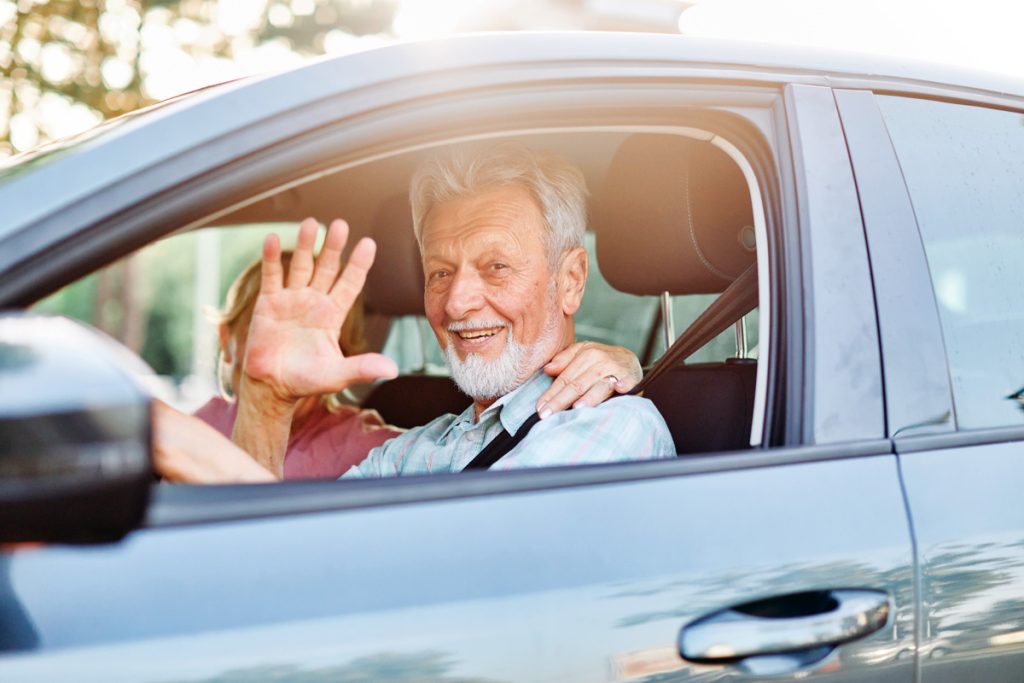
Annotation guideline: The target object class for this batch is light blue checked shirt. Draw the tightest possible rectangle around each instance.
[342,370,675,478]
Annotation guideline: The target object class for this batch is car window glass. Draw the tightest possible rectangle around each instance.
[877,95,1024,429]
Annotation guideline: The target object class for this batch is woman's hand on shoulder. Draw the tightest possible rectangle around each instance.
[536,342,642,419]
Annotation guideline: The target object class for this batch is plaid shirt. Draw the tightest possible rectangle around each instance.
[343,371,675,478]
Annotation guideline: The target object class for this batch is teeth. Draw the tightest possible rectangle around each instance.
[460,329,499,340]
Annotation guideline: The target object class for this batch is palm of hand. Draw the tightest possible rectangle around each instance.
[245,287,348,401]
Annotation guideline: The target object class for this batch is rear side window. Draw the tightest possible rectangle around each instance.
[878,96,1024,429]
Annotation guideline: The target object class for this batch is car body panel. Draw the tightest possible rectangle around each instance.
[899,444,1024,681]
[2,455,913,682]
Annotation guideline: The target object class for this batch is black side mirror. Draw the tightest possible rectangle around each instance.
[0,315,152,544]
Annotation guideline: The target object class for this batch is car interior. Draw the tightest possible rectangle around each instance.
[36,127,767,464]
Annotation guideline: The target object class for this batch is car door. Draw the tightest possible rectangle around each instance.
[0,37,914,682]
[838,87,1024,681]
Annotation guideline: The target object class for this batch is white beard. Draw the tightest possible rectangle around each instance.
[444,311,560,402]
[445,327,529,401]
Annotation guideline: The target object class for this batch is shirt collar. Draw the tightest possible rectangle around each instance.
[484,370,551,435]
[440,370,552,440]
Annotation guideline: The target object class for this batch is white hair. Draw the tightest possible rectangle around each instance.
[409,143,589,264]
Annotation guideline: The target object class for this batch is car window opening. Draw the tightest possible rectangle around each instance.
[32,126,770,471]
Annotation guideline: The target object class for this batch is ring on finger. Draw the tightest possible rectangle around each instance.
[605,374,619,386]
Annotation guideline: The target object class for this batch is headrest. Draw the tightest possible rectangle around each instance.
[594,134,756,295]
[364,194,426,316]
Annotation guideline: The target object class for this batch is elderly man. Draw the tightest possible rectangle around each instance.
[225,144,674,479]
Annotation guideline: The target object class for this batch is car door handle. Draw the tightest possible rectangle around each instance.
[679,589,890,663]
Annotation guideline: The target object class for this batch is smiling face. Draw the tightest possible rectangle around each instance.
[421,184,587,405]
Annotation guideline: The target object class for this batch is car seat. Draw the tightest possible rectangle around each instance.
[360,194,472,427]
[593,133,759,454]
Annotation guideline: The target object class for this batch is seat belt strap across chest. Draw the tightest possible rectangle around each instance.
[631,263,758,395]
[463,412,542,471]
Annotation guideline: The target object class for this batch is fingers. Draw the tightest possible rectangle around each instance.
[537,359,601,418]
[572,342,642,393]
[571,377,619,410]
[275,218,355,293]
[260,233,283,296]
[322,352,398,390]
[286,218,321,289]
[276,218,369,310]
[309,219,348,292]
[536,342,643,418]
[330,237,376,313]
[542,344,578,376]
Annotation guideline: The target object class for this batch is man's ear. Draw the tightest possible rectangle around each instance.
[558,247,588,316]
[217,324,233,363]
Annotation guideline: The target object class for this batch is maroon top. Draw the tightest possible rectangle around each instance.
[193,397,402,480]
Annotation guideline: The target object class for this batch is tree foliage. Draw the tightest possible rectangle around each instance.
[0,0,397,156]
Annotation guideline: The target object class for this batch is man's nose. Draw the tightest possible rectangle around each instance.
[444,270,486,320]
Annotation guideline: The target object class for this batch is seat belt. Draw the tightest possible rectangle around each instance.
[632,263,759,395]
[463,412,542,471]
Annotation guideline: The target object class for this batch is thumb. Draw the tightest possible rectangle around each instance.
[322,353,399,389]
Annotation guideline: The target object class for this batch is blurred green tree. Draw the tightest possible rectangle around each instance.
[0,0,397,157]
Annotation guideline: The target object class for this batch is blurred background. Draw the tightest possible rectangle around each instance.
[2,0,1021,406]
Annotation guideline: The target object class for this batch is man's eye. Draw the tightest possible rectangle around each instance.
[490,263,508,272]
[429,270,450,282]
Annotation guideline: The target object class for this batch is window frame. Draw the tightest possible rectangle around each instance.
[8,74,860,523]
[179,103,793,517]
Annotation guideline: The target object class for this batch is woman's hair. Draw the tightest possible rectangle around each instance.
[409,143,589,265]
[218,250,366,410]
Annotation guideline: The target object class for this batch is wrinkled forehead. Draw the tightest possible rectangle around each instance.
[420,185,547,257]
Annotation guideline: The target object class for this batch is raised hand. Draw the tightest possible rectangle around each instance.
[535,341,642,418]
[233,218,398,476]
[243,217,398,402]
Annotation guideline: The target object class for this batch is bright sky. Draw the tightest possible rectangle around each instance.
[391,0,1024,77]
[678,0,1024,77]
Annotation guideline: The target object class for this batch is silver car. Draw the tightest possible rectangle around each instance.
[1,32,1023,683]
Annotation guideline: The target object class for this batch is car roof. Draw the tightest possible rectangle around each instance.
[231,32,1024,100]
